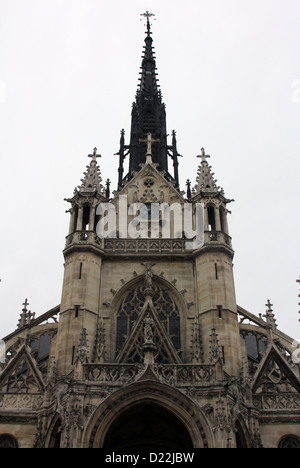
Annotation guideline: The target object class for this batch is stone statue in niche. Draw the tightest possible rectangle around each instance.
[143,314,154,344]
[142,262,155,295]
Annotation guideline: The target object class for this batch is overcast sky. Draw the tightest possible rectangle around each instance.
[0,0,299,340]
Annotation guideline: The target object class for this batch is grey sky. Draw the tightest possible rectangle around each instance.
[0,0,299,340]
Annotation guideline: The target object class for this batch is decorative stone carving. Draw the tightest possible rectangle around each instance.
[76,328,89,365]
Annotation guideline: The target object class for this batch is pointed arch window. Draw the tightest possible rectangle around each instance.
[243,331,267,361]
[116,283,181,363]
[30,332,51,360]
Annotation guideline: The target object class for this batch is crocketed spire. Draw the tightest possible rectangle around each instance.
[264,299,277,329]
[17,299,35,329]
[80,148,104,193]
[194,148,220,194]
[115,11,183,191]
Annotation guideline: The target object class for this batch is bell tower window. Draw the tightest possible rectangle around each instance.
[207,206,216,231]
[82,205,90,230]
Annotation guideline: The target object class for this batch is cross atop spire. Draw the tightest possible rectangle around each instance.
[140,10,155,35]
[22,298,29,311]
[197,147,211,164]
[80,147,104,192]
[194,148,219,193]
[88,147,101,162]
[139,132,160,163]
[264,299,277,329]
[17,298,35,329]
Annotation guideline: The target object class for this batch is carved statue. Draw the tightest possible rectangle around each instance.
[142,262,155,294]
[143,314,154,343]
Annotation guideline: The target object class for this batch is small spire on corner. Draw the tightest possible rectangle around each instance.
[264,299,277,329]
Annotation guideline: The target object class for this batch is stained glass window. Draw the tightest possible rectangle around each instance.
[243,332,267,361]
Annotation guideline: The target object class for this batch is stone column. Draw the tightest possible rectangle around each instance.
[89,205,96,232]
[76,206,83,231]
[215,205,221,231]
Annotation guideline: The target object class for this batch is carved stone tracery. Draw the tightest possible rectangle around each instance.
[116,282,181,364]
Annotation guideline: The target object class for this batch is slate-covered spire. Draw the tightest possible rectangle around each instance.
[138,11,160,103]
[118,12,178,187]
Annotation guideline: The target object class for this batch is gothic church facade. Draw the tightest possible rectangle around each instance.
[1,14,300,449]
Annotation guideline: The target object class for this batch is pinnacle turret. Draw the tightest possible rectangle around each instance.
[190,147,234,249]
[194,148,220,194]
[80,147,104,194]
[64,147,107,237]
[17,299,35,329]
[263,299,277,329]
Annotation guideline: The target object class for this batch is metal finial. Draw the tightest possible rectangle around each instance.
[140,10,156,33]
[265,299,273,312]
[186,179,192,199]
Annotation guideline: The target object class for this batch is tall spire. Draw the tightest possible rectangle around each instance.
[117,12,179,189]
[138,11,160,101]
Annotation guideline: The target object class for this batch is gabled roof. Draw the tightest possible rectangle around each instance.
[115,159,185,203]
[251,343,300,394]
[0,344,45,394]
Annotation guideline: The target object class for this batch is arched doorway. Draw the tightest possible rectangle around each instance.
[84,381,213,448]
[103,403,193,450]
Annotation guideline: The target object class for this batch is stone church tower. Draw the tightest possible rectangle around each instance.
[1,13,300,449]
